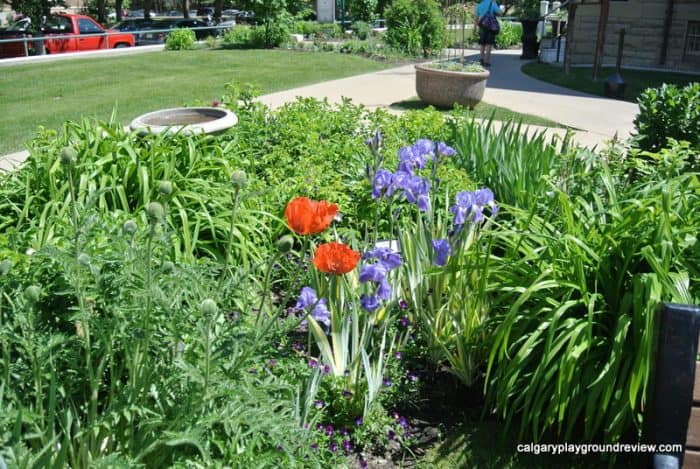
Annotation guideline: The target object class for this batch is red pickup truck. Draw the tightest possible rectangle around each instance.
[43,13,135,54]
[0,13,134,58]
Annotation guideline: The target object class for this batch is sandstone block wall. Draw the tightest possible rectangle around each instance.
[569,0,700,71]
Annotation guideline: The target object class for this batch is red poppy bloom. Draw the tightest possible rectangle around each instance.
[312,242,361,275]
[285,197,339,236]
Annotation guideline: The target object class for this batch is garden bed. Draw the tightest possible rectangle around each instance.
[0,87,697,467]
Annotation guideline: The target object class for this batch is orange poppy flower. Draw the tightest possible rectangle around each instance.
[285,197,339,236]
[312,242,361,275]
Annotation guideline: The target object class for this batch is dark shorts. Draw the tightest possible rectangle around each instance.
[479,26,497,45]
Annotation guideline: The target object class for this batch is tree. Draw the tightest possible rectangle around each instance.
[348,0,377,22]
[2,0,63,28]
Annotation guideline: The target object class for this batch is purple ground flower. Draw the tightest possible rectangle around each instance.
[308,358,318,368]
[399,299,408,310]
[355,417,364,426]
[315,400,324,408]
[388,430,396,440]
[399,317,410,328]
[342,439,352,452]
[395,351,402,360]
[383,377,392,387]
[432,238,451,267]
[325,425,334,436]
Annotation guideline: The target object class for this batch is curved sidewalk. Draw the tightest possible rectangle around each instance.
[1,49,638,171]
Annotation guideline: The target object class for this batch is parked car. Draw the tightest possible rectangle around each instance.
[138,18,213,44]
[42,14,135,53]
[2,14,135,58]
[112,18,159,45]
[235,11,255,24]
[196,7,215,18]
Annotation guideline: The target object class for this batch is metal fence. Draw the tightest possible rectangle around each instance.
[0,24,231,59]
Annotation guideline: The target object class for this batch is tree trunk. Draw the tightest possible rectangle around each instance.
[144,0,152,20]
[97,0,106,23]
[116,0,124,21]
[214,0,223,21]
[592,0,610,82]
[563,2,577,75]
[183,0,190,18]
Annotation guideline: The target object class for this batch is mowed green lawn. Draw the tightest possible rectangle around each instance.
[0,49,391,155]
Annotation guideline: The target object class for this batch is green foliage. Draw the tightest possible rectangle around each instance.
[221,25,255,47]
[351,20,371,40]
[348,0,378,22]
[633,82,700,152]
[249,0,293,47]
[495,20,522,49]
[0,186,321,466]
[384,0,447,57]
[0,119,271,265]
[165,28,196,50]
[451,119,700,444]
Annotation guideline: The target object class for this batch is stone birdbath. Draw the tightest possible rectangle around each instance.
[130,107,238,135]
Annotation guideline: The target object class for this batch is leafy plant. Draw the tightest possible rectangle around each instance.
[351,20,371,40]
[384,0,447,57]
[633,82,700,152]
[495,20,522,49]
[165,28,196,50]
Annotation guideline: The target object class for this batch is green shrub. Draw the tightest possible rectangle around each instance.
[318,22,342,39]
[165,28,196,50]
[495,20,522,48]
[384,0,447,57]
[222,25,255,47]
[348,0,378,22]
[292,19,322,36]
[451,118,700,444]
[351,20,371,40]
[633,82,700,152]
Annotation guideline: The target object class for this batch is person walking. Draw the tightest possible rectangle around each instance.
[475,0,502,67]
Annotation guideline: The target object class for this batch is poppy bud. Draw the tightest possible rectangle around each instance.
[60,147,77,166]
[24,285,41,303]
[162,261,174,273]
[123,220,137,234]
[230,170,247,189]
[276,235,294,254]
[200,298,218,316]
[146,202,164,224]
[0,259,12,275]
[158,180,174,197]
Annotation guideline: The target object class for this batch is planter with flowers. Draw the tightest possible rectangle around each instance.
[415,61,490,109]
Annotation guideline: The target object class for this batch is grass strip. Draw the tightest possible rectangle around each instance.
[0,49,391,154]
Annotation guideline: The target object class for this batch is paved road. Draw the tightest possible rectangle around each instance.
[1,48,638,171]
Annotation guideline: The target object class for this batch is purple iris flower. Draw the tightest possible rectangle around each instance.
[377,278,392,300]
[432,239,451,267]
[389,170,411,197]
[359,263,388,283]
[296,286,331,328]
[413,138,435,156]
[361,294,381,312]
[437,141,456,157]
[372,169,394,199]
[402,175,430,206]
[363,247,402,270]
[397,145,427,173]
[450,188,498,227]
[417,193,430,212]
[294,286,317,310]
[366,129,382,151]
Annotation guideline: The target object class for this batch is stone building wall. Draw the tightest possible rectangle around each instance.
[570,0,700,71]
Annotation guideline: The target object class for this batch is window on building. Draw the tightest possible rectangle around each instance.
[684,21,700,63]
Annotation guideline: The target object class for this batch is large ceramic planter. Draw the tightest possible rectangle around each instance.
[130,107,238,135]
[415,64,490,109]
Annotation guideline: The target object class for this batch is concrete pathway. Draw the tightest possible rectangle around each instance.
[1,48,638,172]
